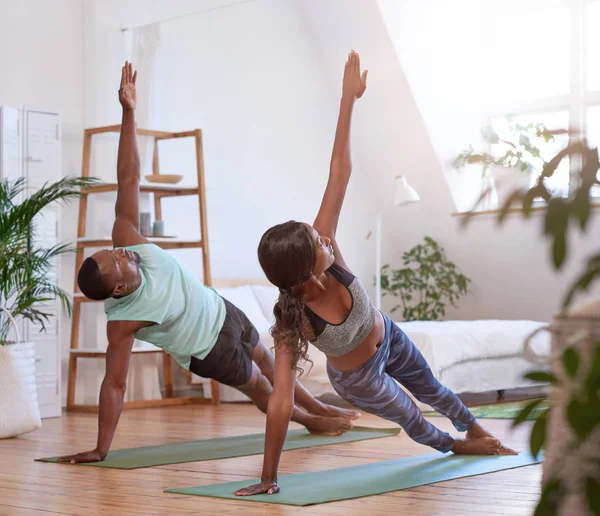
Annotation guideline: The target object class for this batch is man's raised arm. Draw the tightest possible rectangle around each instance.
[112,61,147,248]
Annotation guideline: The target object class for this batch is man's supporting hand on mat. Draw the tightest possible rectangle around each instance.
[57,449,106,465]
[234,479,280,497]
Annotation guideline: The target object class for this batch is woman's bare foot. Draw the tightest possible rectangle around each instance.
[453,437,502,455]
[466,422,518,455]
[311,402,361,421]
[306,416,354,436]
[466,421,496,439]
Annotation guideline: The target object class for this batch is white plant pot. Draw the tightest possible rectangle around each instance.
[0,342,42,438]
[546,314,600,516]
[490,166,532,205]
[525,297,600,516]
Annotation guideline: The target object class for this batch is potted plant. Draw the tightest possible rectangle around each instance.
[459,128,600,515]
[0,176,94,438]
[379,236,471,321]
[453,117,566,206]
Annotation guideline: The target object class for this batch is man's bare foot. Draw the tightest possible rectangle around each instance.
[311,402,361,421]
[453,437,502,455]
[306,416,354,436]
[466,422,518,455]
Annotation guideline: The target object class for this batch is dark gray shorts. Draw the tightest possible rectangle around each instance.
[189,298,260,386]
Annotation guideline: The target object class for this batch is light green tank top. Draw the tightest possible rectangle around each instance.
[104,244,226,370]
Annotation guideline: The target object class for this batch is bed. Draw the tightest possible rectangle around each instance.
[196,283,552,409]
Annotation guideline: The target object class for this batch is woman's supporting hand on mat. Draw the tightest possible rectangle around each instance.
[233,479,280,497]
[57,449,106,464]
[235,50,368,498]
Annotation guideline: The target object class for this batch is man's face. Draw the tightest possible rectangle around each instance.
[91,248,141,297]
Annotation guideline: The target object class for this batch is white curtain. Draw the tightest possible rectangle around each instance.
[79,23,164,405]
[131,23,161,178]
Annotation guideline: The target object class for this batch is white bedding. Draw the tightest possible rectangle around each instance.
[293,321,551,401]
[439,356,545,395]
[394,319,550,382]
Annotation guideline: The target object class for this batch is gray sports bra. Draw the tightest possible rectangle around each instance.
[304,263,377,357]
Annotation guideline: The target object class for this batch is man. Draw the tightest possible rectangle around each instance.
[59,62,359,464]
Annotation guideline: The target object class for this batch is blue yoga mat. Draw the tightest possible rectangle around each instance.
[165,451,543,506]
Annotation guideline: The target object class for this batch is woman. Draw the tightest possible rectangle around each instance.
[235,50,516,497]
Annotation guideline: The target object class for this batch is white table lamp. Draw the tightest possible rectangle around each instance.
[375,175,420,311]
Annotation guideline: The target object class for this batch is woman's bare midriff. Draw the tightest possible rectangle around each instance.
[326,311,386,371]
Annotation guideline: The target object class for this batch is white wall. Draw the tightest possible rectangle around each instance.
[76,0,380,396]
[84,0,378,285]
[3,0,593,408]
[84,0,600,335]
[291,0,600,323]
[377,0,490,214]
[7,0,591,406]
[0,0,84,404]
[152,0,379,282]
[375,0,600,321]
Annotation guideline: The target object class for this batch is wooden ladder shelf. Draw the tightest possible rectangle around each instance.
[67,125,220,412]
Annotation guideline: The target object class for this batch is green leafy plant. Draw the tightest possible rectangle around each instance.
[457,123,600,515]
[459,136,599,307]
[453,117,565,177]
[513,344,600,516]
[0,176,96,343]
[379,236,471,321]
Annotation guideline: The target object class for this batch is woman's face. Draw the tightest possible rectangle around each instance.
[304,224,334,277]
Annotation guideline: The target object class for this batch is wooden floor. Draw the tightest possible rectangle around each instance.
[0,403,541,516]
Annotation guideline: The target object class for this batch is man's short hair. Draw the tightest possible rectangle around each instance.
[77,257,113,300]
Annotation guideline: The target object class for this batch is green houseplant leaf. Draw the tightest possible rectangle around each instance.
[534,478,563,516]
[455,119,600,516]
[525,371,560,385]
[512,398,546,427]
[562,254,600,308]
[379,237,470,321]
[544,199,570,269]
[586,477,600,515]
[561,347,580,379]
[566,398,598,440]
[530,409,548,458]
[0,176,98,343]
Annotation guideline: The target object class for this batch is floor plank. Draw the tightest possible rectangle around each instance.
[0,403,541,515]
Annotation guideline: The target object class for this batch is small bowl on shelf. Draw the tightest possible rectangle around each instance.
[144,174,183,184]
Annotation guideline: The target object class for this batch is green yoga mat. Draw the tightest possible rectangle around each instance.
[165,451,543,506]
[35,426,400,469]
[424,398,549,420]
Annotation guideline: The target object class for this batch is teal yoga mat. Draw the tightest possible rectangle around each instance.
[35,426,400,469]
[165,451,543,506]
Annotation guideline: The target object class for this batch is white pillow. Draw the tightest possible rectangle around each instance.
[251,285,280,324]
[214,285,272,334]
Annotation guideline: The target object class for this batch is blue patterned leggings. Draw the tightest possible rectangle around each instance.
[327,316,476,453]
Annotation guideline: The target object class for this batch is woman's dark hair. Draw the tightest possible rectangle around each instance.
[258,221,315,373]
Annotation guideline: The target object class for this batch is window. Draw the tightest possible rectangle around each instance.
[491,4,570,106]
[487,0,600,198]
[490,111,571,197]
